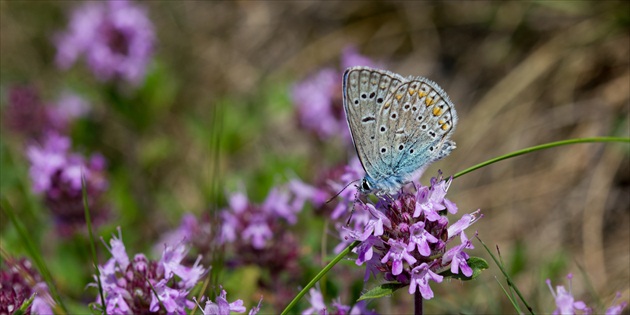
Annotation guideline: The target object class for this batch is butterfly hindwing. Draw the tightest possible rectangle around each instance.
[390,77,457,182]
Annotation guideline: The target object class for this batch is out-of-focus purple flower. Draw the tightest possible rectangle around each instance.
[94,228,206,315]
[4,85,52,140]
[156,186,303,310]
[291,157,365,224]
[302,287,378,315]
[291,47,380,143]
[26,132,109,237]
[340,46,381,70]
[606,293,628,315]
[55,0,155,85]
[0,257,55,315]
[546,274,589,315]
[195,290,262,315]
[302,288,326,315]
[341,172,481,300]
[3,86,89,140]
[47,92,90,131]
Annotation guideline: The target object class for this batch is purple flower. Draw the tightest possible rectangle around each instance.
[0,258,55,315]
[408,263,443,299]
[94,228,207,314]
[3,85,52,140]
[302,288,327,315]
[606,293,628,315]
[301,287,377,315]
[359,203,391,240]
[352,235,381,266]
[242,215,274,249]
[338,172,480,300]
[442,232,473,277]
[381,239,417,276]
[262,187,300,224]
[47,91,90,132]
[546,274,589,315]
[407,222,438,257]
[26,132,109,236]
[55,0,155,85]
[200,289,248,314]
[447,211,481,239]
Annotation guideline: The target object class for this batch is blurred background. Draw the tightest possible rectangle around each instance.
[1,1,628,314]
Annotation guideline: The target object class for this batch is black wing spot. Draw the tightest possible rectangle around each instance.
[404,103,410,110]
[370,136,375,140]
[380,147,387,153]
[354,99,359,105]
[361,93,367,99]
[377,97,384,104]
[409,149,415,154]
[429,146,434,151]
[391,113,397,119]
[417,115,424,121]
[369,92,376,99]
[361,116,376,123]
[380,126,386,132]
[412,106,418,111]
[398,144,404,151]
[429,130,436,138]
[421,124,427,130]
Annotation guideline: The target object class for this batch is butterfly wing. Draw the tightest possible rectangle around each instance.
[343,67,406,182]
[376,75,458,184]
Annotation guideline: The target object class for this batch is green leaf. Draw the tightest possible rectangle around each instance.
[357,282,406,301]
[440,256,489,280]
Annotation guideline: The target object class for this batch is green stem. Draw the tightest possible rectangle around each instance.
[82,174,107,315]
[453,137,629,179]
[476,236,534,314]
[281,241,360,315]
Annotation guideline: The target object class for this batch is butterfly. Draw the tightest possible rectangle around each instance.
[342,66,458,195]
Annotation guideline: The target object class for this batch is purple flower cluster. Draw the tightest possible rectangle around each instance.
[546,274,627,315]
[344,173,481,300]
[156,184,306,310]
[0,257,55,315]
[302,287,377,315]
[55,0,155,85]
[26,132,109,237]
[220,186,303,251]
[94,228,205,314]
[291,47,380,143]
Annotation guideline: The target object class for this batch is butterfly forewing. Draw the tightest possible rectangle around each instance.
[343,67,405,180]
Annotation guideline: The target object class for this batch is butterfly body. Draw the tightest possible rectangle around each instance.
[342,66,457,195]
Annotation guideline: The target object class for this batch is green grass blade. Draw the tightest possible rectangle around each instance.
[281,241,360,315]
[454,137,629,179]
[82,173,107,315]
[477,236,534,315]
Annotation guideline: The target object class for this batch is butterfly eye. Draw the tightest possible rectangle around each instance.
[362,180,371,191]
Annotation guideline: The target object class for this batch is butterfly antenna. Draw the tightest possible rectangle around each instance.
[325,179,360,204]
[345,190,360,226]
